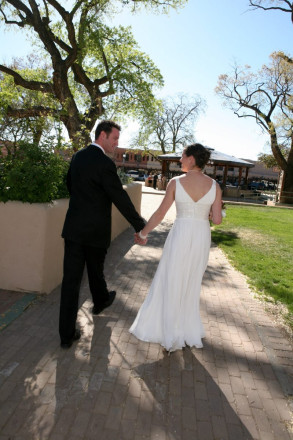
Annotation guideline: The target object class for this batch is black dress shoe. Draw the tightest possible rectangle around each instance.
[60,328,81,349]
[92,291,116,315]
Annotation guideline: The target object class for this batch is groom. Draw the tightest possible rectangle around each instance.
[59,120,146,348]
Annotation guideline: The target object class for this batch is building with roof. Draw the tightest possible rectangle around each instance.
[114,147,279,188]
[158,148,255,187]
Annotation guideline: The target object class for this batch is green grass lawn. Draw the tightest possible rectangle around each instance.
[211,204,293,327]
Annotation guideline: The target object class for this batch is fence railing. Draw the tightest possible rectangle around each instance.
[276,191,293,204]
[223,187,277,204]
[223,187,293,205]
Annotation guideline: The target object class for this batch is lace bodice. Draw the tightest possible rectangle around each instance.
[175,176,216,220]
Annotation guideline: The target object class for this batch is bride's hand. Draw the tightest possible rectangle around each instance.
[134,232,147,245]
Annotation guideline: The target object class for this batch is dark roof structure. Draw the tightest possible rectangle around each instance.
[158,148,254,187]
[158,148,254,168]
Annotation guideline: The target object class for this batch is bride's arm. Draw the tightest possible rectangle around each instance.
[139,179,176,238]
[210,183,223,225]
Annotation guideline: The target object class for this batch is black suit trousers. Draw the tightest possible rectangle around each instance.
[59,239,109,343]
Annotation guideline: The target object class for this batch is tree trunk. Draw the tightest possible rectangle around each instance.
[270,126,288,170]
[279,146,293,204]
[66,116,90,150]
[65,101,103,150]
[270,128,293,204]
[32,128,43,146]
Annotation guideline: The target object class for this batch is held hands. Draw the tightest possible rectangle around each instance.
[134,231,148,246]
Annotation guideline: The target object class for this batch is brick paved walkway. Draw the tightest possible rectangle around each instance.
[0,290,36,332]
[0,190,292,440]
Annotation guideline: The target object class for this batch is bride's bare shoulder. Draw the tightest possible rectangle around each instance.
[169,175,182,184]
[202,174,213,182]
[167,177,177,189]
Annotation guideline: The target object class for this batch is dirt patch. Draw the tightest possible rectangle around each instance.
[254,292,293,344]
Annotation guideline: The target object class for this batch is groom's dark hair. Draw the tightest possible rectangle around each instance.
[95,120,121,140]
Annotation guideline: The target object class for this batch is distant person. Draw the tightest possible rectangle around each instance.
[153,173,158,190]
[148,173,153,187]
[59,120,145,349]
[131,143,222,353]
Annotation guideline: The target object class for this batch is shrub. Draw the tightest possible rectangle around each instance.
[0,141,69,203]
[117,167,133,185]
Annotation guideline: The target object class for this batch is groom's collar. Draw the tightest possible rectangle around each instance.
[91,142,105,154]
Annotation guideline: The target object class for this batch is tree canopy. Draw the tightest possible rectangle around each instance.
[0,56,60,149]
[0,0,187,148]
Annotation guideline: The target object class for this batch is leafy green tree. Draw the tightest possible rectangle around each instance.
[215,52,293,203]
[258,144,289,168]
[257,153,278,169]
[0,0,187,149]
[0,57,60,149]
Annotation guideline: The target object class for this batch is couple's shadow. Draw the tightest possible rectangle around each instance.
[52,224,253,438]
[53,311,113,416]
[53,313,253,439]
[133,346,254,440]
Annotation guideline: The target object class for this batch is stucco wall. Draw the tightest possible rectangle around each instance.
[0,183,142,294]
[111,182,142,241]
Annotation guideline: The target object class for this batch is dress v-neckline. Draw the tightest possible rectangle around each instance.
[178,178,214,204]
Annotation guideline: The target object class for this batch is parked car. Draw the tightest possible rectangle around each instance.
[125,170,145,181]
[248,181,266,190]
[267,182,276,191]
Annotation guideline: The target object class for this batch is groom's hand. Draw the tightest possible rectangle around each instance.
[134,232,147,245]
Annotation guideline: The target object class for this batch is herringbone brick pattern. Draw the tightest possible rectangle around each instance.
[0,190,292,439]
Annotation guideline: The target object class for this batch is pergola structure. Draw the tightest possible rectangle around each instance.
[158,148,254,187]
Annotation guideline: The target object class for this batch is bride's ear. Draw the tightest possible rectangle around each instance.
[189,155,196,167]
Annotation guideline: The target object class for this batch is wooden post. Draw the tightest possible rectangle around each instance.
[245,167,249,185]
[238,167,243,186]
[223,165,228,186]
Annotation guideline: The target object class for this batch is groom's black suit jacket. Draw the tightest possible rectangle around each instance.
[62,144,145,248]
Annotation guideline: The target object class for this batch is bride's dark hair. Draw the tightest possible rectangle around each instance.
[184,143,211,169]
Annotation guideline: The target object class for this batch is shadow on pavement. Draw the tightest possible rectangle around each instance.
[133,347,254,439]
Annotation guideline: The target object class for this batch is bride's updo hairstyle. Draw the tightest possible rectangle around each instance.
[184,143,211,170]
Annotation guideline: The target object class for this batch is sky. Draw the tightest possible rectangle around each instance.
[0,1,293,160]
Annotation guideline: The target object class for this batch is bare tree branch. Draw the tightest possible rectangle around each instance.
[249,0,293,23]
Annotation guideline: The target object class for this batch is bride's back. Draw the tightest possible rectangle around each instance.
[178,172,213,203]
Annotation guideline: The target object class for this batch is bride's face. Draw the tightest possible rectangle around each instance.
[180,152,194,172]
[180,152,188,171]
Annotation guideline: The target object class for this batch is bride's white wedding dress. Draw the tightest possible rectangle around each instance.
[130,176,216,351]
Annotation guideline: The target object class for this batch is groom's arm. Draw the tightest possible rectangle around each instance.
[138,179,175,237]
[101,160,146,232]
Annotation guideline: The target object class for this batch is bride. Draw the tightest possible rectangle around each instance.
[130,143,223,352]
